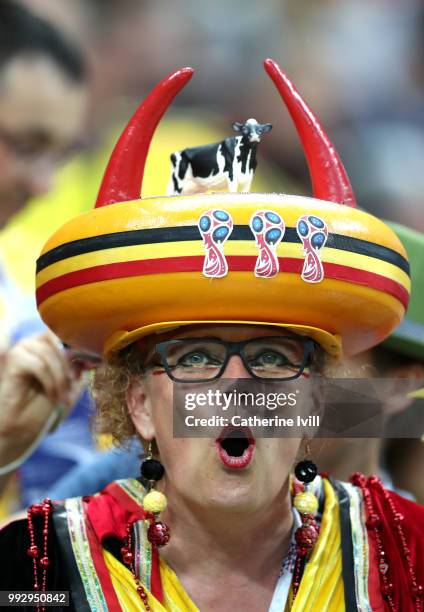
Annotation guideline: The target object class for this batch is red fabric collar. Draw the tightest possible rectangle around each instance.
[86,480,149,542]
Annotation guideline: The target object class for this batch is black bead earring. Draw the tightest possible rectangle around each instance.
[294,440,317,484]
[294,459,317,484]
[140,441,165,482]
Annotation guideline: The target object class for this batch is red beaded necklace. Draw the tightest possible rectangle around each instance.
[351,473,423,612]
[27,498,53,612]
[121,520,151,611]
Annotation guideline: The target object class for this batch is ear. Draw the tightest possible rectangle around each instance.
[232,122,243,132]
[261,123,273,133]
[126,376,156,440]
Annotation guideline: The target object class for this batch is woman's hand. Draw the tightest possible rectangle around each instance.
[0,331,84,476]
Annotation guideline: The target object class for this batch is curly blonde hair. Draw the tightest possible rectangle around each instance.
[92,343,146,447]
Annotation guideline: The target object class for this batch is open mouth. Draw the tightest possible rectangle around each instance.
[215,426,255,469]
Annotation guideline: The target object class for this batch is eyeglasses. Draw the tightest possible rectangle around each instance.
[149,336,315,383]
[0,127,80,169]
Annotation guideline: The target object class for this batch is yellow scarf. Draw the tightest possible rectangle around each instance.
[104,479,344,611]
[104,553,198,611]
[289,478,344,611]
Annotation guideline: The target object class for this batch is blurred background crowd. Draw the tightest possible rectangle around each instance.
[0,0,423,518]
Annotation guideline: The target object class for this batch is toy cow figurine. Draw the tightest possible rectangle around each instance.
[168,118,272,195]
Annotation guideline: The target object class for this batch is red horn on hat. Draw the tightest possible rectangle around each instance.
[264,59,356,208]
[95,67,194,208]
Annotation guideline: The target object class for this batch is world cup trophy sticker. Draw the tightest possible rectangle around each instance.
[296,215,328,283]
[198,209,233,278]
[249,210,285,278]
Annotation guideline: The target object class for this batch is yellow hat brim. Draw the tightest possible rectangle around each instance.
[105,320,342,357]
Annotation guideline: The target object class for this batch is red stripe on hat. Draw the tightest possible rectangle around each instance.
[36,255,408,309]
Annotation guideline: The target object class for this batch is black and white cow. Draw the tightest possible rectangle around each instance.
[168,118,272,195]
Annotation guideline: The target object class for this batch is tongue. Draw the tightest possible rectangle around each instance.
[221,437,249,457]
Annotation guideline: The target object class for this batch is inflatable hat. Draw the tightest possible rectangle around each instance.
[35,59,410,358]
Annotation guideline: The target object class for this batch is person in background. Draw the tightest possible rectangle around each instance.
[0,0,87,221]
[385,434,424,505]
[1,0,283,303]
[0,0,88,347]
[0,332,84,499]
[382,223,424,504]
[0,0,90,511]
[311,222,424,501]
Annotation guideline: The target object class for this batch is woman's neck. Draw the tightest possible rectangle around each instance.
[316,438,380,481]
[157,479,294,598]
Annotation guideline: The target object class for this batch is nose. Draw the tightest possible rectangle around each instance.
[222,355,251,379]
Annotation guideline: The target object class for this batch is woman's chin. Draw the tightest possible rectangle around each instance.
[198,471,265,513]
[209,490,258,513]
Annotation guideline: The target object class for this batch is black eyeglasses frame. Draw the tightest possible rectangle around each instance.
[151,336,316,383]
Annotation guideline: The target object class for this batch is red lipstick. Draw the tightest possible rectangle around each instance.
[215,425,256,469]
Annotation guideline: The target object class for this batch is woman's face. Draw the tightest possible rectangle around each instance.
[127,325,310,514]
[0,55,88,225]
